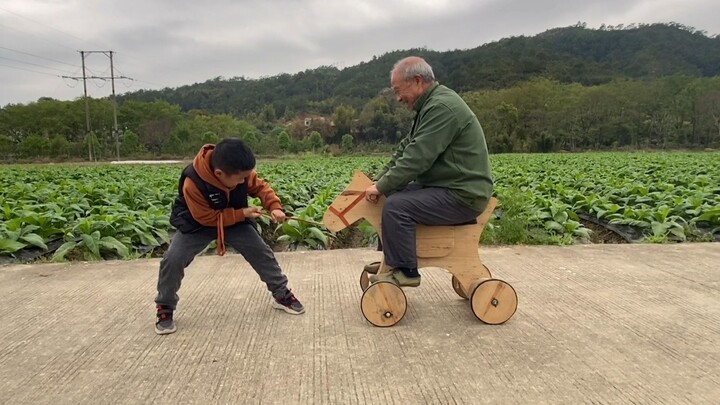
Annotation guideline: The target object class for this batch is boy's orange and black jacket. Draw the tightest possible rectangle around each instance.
[170,144,283,255]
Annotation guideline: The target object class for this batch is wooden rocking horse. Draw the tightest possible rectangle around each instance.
[322,171,518,327]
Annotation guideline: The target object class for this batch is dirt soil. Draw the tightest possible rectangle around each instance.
[581,219,629,244]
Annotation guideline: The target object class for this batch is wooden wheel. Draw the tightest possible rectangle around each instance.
[360,281,407,327]
[360,270,370,291]
[470,278,517,325]
[451,264,491,300]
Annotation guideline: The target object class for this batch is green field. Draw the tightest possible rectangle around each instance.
[1,152,718,262]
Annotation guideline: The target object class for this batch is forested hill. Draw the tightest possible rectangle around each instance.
[119,22,720,116]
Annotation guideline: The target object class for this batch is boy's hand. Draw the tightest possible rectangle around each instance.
[270,209,286,223]
[242,207,263,219]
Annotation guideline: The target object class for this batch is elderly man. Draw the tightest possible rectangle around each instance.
[365,56,493,287]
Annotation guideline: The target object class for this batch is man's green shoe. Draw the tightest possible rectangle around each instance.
[364,261,381,274]
[369,269,421,287]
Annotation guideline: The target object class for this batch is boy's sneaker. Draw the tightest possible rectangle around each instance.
[155,305,177,335]
[272,289,305,315]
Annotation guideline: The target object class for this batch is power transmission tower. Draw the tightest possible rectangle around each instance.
[62,50,131,161]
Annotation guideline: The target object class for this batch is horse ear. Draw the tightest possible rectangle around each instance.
[353,170,369,181]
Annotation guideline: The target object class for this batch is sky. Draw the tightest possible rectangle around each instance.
[1,0,719,107]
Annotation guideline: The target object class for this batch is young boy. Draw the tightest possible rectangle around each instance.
[155,138,304,335]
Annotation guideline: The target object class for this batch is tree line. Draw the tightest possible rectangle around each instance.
[1,22,719,160]
[1,74,718,161]
[115,22,720,117]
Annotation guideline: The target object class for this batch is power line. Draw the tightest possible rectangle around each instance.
[0,6,110,51]
[1,23,80,53]
[113,65,166,88]
[0,63,59,77]
[63,75,132,81]
[97,65,111,77]
[0,46,80,68]
[0,6,188,91]
[111,50,190,81]
[126,77,166,88]
[60,76,80,88]
[84,65,102,76]
[0,56,78,75]
[91,79,108,89]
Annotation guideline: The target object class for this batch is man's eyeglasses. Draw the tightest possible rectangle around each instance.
[392,81,413,96]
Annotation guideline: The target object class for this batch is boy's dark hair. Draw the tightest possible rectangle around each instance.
[211,138,256,174]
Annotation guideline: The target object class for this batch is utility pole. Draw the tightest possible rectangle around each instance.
[62,50,132,161]
[109,51,119,160]
[80,51,92,161]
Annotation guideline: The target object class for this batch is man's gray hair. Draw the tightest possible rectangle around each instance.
[391,57,436,82]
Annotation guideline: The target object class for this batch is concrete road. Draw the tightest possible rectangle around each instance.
[1,243,718,405]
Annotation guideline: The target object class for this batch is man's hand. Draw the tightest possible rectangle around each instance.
[242,207,262,219]
[365,184,382,204]
[270,209,287,223]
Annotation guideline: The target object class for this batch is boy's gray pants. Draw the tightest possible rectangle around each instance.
[155,222,288,309]
[381,184,482,270]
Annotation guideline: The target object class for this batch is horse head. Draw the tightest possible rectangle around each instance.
[323,170,383,233]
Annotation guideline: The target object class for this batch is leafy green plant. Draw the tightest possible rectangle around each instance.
[357,220,378,247]
[53,230,129,261]
[0,219,48,255]
[1,152,719,261]
[277,219,328,250]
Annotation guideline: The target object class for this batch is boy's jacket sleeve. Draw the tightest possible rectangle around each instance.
[183,171,283,228]
[246,171,283,212]
[182,180,236,226]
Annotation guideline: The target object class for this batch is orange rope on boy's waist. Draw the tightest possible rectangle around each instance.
[216,214,226,256]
